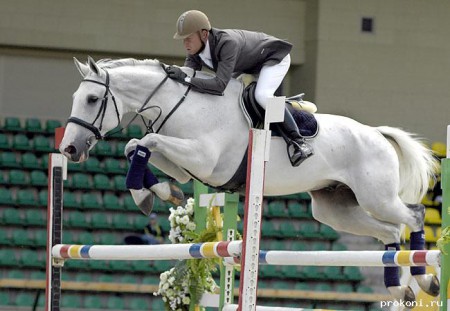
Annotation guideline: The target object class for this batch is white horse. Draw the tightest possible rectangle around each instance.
[60,57,439,304]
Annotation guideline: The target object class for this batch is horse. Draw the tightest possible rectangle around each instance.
[60,56,439,304]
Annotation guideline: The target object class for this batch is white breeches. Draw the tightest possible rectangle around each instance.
[254,54,291,109]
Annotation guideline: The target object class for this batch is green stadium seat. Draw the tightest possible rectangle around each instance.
[81,192,102,209]
[267,200,287,217]
[159,218,170,232]
[89,260,111,271]
[84,157,103,173]
[12,229,32,246]
[106,296,125,309]
[134,215,148,230]
[63,191,79,208]
[153,260,172,273]
[12,134,31,150]
[14,292,35,306]
[331,242,347,251]
[281,265,303,279]
[0,249,18,266]
[132,261,154,273]
[32,135,53,152]
[272,280,290,289]
[0,133,9,149]
[151,298,165,310]
[38,189,48,206]
[0,228,11,245]
[93,173,113,190]
[67,211,89,228]
[261,221,278,237]
[97,232,116,244]
[2,208,22,225]
[356,284,374,293]
[104,158,124,174]
[16,189,38,206]
[61,294,82,308]
[7,270,25,279]
[98,274,115,283]
[25,209,45,225]
[0,292,9,305]
[127,124,143,139]
[129,297,150,310]
[1,151,20,168]
[310,241,328,251]
[120,275,139,283]
[20,249,45,268]
[75,273,93,282]
[294,282,309,290]
[9,169,28,185]
[4,117,22,131]
[279,222,298,238]
[115,141,126,156]
[93,140,114,156]
[30,170,47,186]
[314,282,332,292]
[323,266,345,281]
[33,229,48,246]
[91,212,110,229]
[335,283,353,293]
[142,275,159,284]
[299,222,321,239]
[109,260,130,271]
[40,155,48,168]
[70,173,92,189]
[21,152,42,169]
[67,160,84,172]
[113,175,127,191]
[302,266,324,280]
[30,271,46,280]
[112,213,133,230]
[62,231,74,244]
[260,265,279,278]
[25,118,43,133]
[0,187,14,205]
[319,224,340,240]
[344,266,363,281]
[122,194,136,210]
[103,193,122,210]
[77,231,95,244]
[44,119,62,134]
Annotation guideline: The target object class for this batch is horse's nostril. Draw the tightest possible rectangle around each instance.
[65,145,77,155]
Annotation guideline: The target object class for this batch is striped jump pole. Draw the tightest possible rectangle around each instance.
[51,242,441,267]
[440,125,450,311]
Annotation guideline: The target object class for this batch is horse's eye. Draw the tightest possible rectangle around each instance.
[87,96,99,104]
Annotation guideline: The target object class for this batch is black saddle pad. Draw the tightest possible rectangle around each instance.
[242,82,318,138]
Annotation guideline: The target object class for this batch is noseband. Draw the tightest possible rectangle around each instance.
[67,70,120,140]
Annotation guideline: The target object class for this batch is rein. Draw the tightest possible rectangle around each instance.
[66,63,191,140]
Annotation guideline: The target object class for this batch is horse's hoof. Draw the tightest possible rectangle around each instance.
[388,285,416,305]
[167,183,184,206]
[414,274,440,297]
[129,188,154,216]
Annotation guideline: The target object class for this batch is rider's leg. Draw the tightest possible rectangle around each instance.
[254,54,313,167]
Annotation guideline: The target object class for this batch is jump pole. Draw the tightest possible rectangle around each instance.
[440,125,450,311]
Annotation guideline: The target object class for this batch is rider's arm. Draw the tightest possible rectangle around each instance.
[188,39,238,96]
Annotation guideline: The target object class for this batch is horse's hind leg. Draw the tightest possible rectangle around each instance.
[310,188,415,303]
[407,204,440,297]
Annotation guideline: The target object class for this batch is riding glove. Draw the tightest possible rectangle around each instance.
[166,66,189,85]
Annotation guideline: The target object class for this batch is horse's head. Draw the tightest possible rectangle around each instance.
[60,57,124,162]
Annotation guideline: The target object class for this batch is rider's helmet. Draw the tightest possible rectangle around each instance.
[173,10,211,39]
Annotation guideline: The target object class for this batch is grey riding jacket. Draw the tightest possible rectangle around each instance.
[184,28,292,95]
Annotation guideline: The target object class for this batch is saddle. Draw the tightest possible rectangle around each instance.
[241,82,318,138]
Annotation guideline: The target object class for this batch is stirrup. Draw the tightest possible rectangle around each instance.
[286,140,313,167]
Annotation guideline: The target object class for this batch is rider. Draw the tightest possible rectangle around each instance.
[167,10,313,167]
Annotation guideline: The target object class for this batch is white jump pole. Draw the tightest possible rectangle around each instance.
[237,98,285,311]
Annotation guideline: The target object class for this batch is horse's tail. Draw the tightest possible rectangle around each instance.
[376,126,438,204]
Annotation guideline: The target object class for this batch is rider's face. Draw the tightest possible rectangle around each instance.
[183,31,207,55]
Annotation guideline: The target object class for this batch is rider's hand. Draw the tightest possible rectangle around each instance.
[166,66,189,85]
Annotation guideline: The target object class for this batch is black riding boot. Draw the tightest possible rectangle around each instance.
[274,108,314,167]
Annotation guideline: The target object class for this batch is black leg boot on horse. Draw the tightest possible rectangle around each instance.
[274,108,314,167]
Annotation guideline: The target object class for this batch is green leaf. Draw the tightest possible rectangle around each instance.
[437,226,450,255]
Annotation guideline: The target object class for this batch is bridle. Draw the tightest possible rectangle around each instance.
[66,64,187,141]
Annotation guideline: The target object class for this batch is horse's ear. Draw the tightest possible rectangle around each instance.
[73,57,89,77]
[87,56,101,76]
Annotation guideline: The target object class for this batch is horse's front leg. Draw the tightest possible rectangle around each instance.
[138,133,219,179]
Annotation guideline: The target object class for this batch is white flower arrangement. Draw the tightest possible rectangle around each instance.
[154,197,218,311]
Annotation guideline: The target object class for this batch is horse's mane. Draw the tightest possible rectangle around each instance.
[97,58,161,69]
